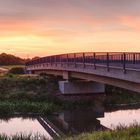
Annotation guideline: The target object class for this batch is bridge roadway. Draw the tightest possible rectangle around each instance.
[26,52,140,93]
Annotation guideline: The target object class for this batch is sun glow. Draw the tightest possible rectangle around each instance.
[0,0,140,58]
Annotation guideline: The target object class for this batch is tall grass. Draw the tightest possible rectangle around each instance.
[0,125,140,140]
[61,124,140,140]
[0,101,59,115]
[0,133,47,140]
[0,75,62,115]
[105,85,140,105]
[0,75,97,115]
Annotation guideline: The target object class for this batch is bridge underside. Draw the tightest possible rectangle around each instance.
[32,69,140,93]
[26,52,140,94]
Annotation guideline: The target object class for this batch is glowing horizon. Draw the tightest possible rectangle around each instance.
[0,0,140,58]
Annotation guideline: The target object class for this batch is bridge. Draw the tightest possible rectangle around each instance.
[26,52,140,94]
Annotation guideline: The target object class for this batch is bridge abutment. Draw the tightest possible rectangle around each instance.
[59,80,105,94]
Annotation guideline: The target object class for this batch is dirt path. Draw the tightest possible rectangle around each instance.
[0,67,8,74]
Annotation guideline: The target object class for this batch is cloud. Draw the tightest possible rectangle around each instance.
[0,0,140,57]
[0,0,140,19]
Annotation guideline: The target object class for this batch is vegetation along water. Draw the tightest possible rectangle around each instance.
[0,66,140,139]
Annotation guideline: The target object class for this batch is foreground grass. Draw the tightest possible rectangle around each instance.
[0,125,140,140]
[0,133,47,140]
[61,125,140,140]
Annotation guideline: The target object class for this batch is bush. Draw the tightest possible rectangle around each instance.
[8,67,25,75]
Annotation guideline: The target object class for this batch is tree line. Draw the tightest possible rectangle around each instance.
[0,53,26,65]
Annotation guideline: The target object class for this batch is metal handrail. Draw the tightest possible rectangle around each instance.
[26,52,140,73]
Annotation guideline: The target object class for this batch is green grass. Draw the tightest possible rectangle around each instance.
[0,133,47,140]
[0,125,140,140]
[105,85,140,105]
[0,94,95,115]
[0,75,62,115]
[60,124,140,140]
[0,75,58,96]
[0,75,139,115]
[105,92,140,105]
[0,75,94,115]
[0,100,59,115]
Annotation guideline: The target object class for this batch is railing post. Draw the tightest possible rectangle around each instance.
[55,56,57,67]
[93,53,96,69]
[67,54,69,67]
[123,53,126,74]
[50,57,52,66]
[121,54,123,64]
[60,55,62,67]
[107,53,109,71]
[133,53,136,64]
[83,53,85,68]
[74,53,76,68]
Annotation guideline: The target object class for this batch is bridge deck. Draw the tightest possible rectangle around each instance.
[26,52,140,71]
[26,52,140,93]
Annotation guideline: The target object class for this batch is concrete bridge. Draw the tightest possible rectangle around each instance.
[26,52,140,94]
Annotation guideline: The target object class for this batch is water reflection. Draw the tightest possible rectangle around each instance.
[0,116,52,140]
[0,106,140,138]
[41,106,140,135]
[45,105,107,135]
[98,108,140,129]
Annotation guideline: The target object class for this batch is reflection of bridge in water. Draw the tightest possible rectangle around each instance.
[37,105,140,138]
[38,106,106,138]
[26,52,140,93]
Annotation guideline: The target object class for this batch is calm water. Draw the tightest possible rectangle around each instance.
[98,108,140,129]
[48,106,140,135]
[0,117,52,139]
[0,107,140,138]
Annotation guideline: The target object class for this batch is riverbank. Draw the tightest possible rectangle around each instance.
[0,124,140,140]
[105,85,140,106]
[0,74,140,140]
[0,75,96,115]
[61,124,140,140]
[0,75,140,115]
[0,75,60,115]
[0,133,46,140]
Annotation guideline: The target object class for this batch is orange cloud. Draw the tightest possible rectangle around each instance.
[0,14,140,58]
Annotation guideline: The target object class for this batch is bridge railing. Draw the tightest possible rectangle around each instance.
[26,52,140,73]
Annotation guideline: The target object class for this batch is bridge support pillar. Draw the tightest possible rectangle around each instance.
[59,80,105,94]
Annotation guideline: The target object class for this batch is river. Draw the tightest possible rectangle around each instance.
[0,106,140,139]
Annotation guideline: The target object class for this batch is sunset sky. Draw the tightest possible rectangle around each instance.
[0,0,140,58]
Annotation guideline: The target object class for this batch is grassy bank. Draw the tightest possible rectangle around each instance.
[61,124,140,140]
[0,75,61,115]
[0,133,46,140]
[0,74,140,114]
[105,85,140,105]
[0,75,95,115]
[0,100,58,115]
[0,125,140,140]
